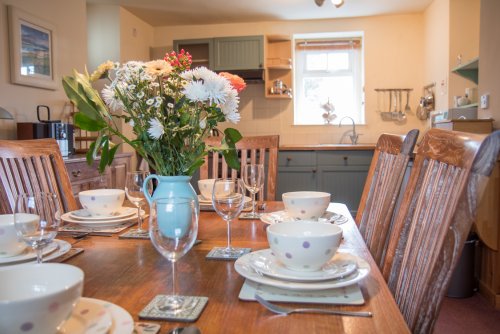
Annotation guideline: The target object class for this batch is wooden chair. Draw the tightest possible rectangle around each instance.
[0,139,78,214]
[200,135,279,200]
[381,128,500,333]
[356,129,419,268]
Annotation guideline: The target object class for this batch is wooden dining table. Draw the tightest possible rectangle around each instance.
[60,202,410,333]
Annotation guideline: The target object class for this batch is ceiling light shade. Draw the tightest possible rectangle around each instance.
[0,107,14,120]
[331,0,344,7]
[315,0,325,6]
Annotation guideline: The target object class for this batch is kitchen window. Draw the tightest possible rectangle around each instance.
[294,33,364,125]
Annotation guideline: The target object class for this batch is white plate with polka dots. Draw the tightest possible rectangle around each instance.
[260,210,349,225]
[69,207,136,221]
[249,249,358,282]
[235,251,370,291]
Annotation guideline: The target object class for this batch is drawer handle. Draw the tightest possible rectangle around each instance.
[286,157,292,162]
[343,156,348,161]
[312,168,317,173]
[72,170,81,177]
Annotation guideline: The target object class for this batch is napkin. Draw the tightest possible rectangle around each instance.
[239,280,365,305]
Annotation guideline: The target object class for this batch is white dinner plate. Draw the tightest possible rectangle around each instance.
[61,210,144,227]
[235,251,370,291]
[0,241,58,265]
[69,207,136,221]
[59,297,113,334]
[260,210,348,225]
[249,249,358,282]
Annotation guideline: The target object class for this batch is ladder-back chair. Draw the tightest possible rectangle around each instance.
[0,139,78,214]
[356,129,419,268]
[200,135,279,200]
[382,129,500,333]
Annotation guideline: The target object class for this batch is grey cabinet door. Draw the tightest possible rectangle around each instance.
[213,36,264,71]
[277,166,318,198]
[173,38,213,69]
[318,165,369,217]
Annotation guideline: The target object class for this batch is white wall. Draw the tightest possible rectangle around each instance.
[87,4,120,71]
[0,0,87,139]
[154,14,428,145]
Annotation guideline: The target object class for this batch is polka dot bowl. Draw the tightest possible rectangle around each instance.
[0,263,84,334]
[282,191,331,221]
[267,221,342,272]
[78,188,125,217]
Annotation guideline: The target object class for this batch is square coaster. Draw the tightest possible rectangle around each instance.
[119,229,150,240]
[205,247,251,260]
[139,295,208,322]
[238,212,261,220]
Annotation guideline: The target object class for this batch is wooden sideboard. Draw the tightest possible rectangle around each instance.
[64,152,132,195]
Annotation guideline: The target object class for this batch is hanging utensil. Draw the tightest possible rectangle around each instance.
[405,90,412,114]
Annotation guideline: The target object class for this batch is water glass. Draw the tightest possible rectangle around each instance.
[14,193,61,263]
[212,178,246,258]
[149,197,198,314]
[125,171,151,234]
[241,164,265,219]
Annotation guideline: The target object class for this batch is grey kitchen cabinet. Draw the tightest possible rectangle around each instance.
[173,38,213,69]
[277,149,373,217]
[212,36,264,71]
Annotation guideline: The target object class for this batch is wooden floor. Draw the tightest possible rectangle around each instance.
[434,293,500,333]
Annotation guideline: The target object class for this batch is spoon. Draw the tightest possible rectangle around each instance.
[405,90,412,114]
[168,325,201,334]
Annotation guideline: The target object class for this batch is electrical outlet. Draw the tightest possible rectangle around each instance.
[480,94,489,109]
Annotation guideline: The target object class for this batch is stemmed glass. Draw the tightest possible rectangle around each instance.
[212,178,246,258]
[125,171,151,234]
[14,193,61,263]
[149,197,198,314]
[241,164,265,219]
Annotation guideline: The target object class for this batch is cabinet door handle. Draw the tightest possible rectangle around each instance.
[343,156,348,161]
[312,168,317,173]
[286,157,292,162]
[72,170,81,177]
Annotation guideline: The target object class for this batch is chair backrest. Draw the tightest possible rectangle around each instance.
[356,129,419,268]
[381,128,500,333]
[200,135,279,200]
[0,139,78,214]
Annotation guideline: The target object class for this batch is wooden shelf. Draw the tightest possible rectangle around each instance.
[265,94,293,99]
[266,65,292,70]
[452,57,479,84]
[265,35,293,99]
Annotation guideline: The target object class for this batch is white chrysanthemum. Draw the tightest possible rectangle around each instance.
[220,89,240,123]
[145,60,172,78]
[183,81,209,102]
[102,85,123,111]
[203,74,227,105]
[181,66,213,81]
[147,118,164,139]
[128,119,135,127]
[199,118,207,129]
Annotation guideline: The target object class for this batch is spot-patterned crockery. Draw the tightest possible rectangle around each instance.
[273,237,279,244]
[48,301,59,312]
[325,248,332,255]
[285,252,292,259]
[91,196,96,201]
[0,228,4,235]
[302,241,310,248]
[20,322,34,331]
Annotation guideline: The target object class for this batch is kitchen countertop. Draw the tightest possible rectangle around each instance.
[279,144,376,151]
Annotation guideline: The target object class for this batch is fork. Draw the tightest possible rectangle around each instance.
[254,294,373,317]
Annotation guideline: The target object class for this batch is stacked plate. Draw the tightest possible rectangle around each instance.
[59,297,134,334]
[61,207,143,228]
[0,239,71,266]
[260,210,349,225]
[234,249,370,291]
[198,195,253,211]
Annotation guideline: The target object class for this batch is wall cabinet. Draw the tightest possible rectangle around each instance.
[64,152,132,197]
[277,150,373,216]
[173,36,264,71]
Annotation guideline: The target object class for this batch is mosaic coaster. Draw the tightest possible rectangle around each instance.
[119,229,150,240]
[205,247,252,260]
[239,212,262,220]
[139,295,208,322]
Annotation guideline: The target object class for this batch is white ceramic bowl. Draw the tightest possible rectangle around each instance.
[282,191,331,220]
[0,263,84,334]
[78,189,125,216]
[198,179,228,200]
[0,214,26,257]
[267,221,342,271]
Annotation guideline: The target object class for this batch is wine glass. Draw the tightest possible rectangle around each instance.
[14,193,61,263]
[125,171,151,234]
[212,178,246,258]
[149,197,198,314]
[241,164,265,219]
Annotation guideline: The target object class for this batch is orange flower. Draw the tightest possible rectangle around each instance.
[219,72,247,93]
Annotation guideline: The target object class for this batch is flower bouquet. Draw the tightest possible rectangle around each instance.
[62,50,246,175]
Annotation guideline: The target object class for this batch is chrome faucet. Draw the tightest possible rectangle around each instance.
[339,116,359,145]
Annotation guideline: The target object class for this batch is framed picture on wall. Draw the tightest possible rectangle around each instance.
[7,6,57,90]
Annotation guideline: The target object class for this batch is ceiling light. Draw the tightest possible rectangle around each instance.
[314,0,344,8]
